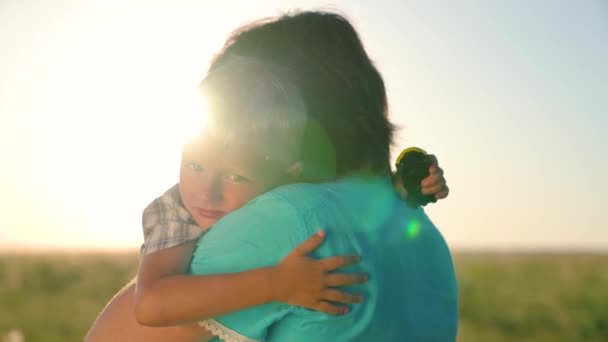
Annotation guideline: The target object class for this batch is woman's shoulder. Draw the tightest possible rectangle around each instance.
[259,182,328,212]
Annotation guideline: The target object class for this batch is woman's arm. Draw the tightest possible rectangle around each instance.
[85,281,213,342]
[133,230,365,327]
[135,238,279,327]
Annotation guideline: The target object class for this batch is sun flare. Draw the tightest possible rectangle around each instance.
[11,7,218,248]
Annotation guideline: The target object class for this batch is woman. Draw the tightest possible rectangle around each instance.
[86,10,452,342]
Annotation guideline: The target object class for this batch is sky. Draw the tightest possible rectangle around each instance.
[0,0,606,251]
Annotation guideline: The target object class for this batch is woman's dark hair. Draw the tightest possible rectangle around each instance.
[208,11,395,178]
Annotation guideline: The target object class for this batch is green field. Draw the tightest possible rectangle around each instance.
[1,252,607,341]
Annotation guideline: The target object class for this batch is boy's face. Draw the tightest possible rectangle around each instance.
[179,133,286,229]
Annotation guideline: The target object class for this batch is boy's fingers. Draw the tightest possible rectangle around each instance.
[423,167,445,186]
[320,255,360,271]
[291,230,325,256]
[322,289,364,304]
[427,154,439,167]
[421,177,437,189]
[433,166,444,176]
[421,169,443,188]
[421,181,447,195]
[325,273,368,287]
[315,301,348,316]
[435,186,450,199]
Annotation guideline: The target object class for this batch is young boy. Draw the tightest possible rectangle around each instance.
[133,57,370,328]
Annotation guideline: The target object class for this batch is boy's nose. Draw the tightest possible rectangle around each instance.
[197,174,223,202]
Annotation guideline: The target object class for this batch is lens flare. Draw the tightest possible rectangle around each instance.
[405,220,421,240]
[179,91,209,143]
[359,184,394,235]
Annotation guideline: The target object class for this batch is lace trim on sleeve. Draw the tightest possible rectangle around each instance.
[198,319,260,342]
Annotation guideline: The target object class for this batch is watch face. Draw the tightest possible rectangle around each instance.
[398,151,428,182]
[396,148,435,208]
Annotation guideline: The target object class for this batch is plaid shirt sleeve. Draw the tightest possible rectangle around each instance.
[141,184,208,256]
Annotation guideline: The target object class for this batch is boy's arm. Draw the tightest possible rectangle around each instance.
[135,240,197,325]
[137,185,282,327]
[134,240,274,327]
[134,231,364,327]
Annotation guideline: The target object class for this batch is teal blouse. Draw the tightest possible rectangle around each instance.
[188,176,458,341]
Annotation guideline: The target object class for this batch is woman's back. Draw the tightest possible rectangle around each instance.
[264,176,458,341]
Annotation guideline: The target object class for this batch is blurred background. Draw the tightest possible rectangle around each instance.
[1,0,606,341]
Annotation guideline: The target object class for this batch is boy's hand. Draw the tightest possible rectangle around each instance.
[270,230,366,315]
[395,154,449,201]
[421,154,449,199]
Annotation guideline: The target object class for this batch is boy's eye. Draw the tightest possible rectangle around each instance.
[186,161,204,172]
[226,174,249,183]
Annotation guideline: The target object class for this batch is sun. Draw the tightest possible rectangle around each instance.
[23,14,215,248]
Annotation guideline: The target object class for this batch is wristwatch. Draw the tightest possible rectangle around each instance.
[395,147,437,208]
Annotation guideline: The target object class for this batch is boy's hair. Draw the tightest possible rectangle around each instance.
[199,56,307,168]
[209,10,395,177]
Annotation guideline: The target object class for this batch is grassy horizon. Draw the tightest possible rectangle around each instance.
[1,252,607,341]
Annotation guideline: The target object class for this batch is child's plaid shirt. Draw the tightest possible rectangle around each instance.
[141,184,208,256]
